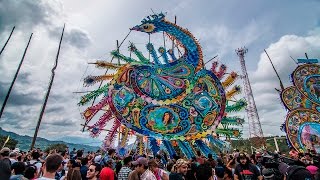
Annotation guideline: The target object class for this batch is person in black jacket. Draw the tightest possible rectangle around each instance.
[234,153,262,180]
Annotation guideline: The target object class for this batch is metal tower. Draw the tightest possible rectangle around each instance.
[236,47,264,147]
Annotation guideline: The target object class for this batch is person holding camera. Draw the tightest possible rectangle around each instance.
[234,153,262,180]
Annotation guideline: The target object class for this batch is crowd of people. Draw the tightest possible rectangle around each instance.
[0,145,320,180]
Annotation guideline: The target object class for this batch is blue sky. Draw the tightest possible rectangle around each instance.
[0,0,320,146]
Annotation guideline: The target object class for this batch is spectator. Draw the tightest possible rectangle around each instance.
[155,155,165,169]
[185,163,197,180]
[1,147,11,167]
[86,163,101,180]
[0,159,11,180]
[207,153,216,168]
[100,159,115,180]
[27,151,42,176]
[278,162,312,180]
[66,168,82,180]
[118,156,132,180]
[80,157,89,180]
[196,164,213,180]
[196,150,204,165]
[36,153,63,180]
[128,161,140,180]
[234,153,262,180]
[9,152,18,165]
[148,159,168,180]
[24,164,37,180]
[132,157,156,180]
[169,159,188,180]
[10,162,27,180]
[55,161,66,180]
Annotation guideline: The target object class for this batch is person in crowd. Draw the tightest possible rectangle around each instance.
[128,160,140,180]
[169,159,188,180]
[115,160,123,179]
[27,151,42,176]
[234,153,262,180]
[289,147,299,159]
[185,163,197,180]
[80,157,89,180]
[67,159,81,171]
[86,163,101,180]
[0,159,12,180]
[66,168,82,180]
[118,156,133,180]
[301,153,314,165]
[207,153,216,168]
[132,157,156,180]
[100,159,115,180]
[278,162,312,180]
[306,165,318,179]
[1,147,12,167]
[61,151,69,171]
[25,164,38,180]
[148,159,168,180]
[36,153,63,180]
[195,164,213,180]
[226,157,236,176]
[155,154,165,169]
[223,168,233,180]
[196,150,205,165]
[10,161,27,180]
[9,152,18,165]
[55,161,66,180]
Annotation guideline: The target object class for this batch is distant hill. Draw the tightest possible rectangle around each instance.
[0,127,100,152]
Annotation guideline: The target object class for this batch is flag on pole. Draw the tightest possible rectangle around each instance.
[2,135,10,148]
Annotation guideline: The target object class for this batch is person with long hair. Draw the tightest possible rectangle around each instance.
[66,169,82,180]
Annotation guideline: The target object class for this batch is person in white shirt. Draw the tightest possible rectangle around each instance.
[36,153,63,180]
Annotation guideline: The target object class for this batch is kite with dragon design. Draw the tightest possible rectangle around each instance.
[79,13,246,158]
[280,59,320,153]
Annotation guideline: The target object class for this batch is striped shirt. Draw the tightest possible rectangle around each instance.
[118,166,132,180]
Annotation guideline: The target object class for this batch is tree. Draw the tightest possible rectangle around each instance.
[45,143,68,153]
[0,135,18,149]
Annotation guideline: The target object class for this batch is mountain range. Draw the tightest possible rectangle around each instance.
[0,127,100,151]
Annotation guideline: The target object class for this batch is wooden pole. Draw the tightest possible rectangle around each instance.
[30,24,65,150]
[0,33,33,119]
[0,26,15,57]
[264,49,284,91]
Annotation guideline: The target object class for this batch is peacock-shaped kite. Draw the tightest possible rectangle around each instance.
[78,13,246,158]
[280,58,320,153]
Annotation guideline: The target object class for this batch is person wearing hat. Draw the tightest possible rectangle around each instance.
[0,147,11,167]
[234,153,262,180]
[278,162,312,180]
[169,159,189,180]
[132,157,156,180]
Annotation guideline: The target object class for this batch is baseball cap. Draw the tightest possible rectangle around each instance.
[306,165,318,175]
[132,157,148,166]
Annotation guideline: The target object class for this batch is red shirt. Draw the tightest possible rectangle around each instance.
[100,167,115,180]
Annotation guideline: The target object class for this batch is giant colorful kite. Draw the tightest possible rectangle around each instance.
[78,13,246,158]
[280,58,320,153]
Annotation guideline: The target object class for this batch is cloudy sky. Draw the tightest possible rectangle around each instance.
[0,0,320,146]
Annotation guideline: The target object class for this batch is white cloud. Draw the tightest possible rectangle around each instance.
[250,30,320,136]
[1,0,320,145]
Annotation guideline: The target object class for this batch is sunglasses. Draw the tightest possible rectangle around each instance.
[88,169,95,172]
